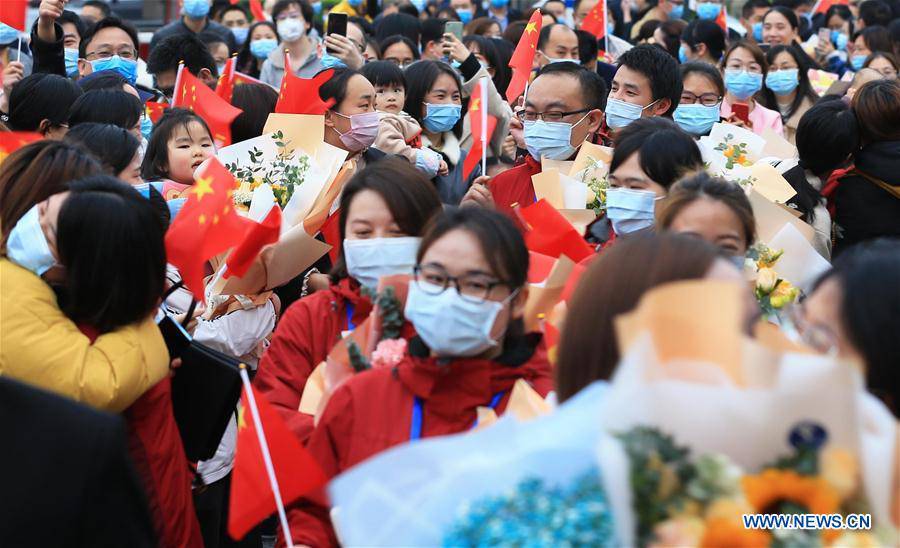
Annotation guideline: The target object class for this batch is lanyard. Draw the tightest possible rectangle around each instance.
[409,391,505,441]
[345,303,355,331]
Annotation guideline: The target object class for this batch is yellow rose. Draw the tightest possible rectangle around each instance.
[769,280,799,308]
[820,447,859,500]
[756,268,778,293]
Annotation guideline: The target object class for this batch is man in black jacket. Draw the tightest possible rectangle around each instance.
[0,377,156,547]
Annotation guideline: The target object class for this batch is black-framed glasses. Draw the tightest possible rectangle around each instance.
[413,264,510,304]
[679,91,722,107]
[517,108,591,123]
[85,47,137,61]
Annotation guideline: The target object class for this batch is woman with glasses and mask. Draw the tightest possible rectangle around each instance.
[719,40,784,136]
[255,158,442,444]
[283,207,552,547]
[674,62,725,137]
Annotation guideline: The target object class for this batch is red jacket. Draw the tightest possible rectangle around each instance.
[488,155,541,228]
[254,278,372,443]
[282,335,553,547]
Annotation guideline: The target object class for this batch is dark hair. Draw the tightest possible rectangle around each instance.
[198,30,229,52]
[635,20,662,43]
[237,21,280,76]
[858,0,892,27]
[147,33,218,80]
[852,78,900,142]
[854,25,893,54]
[59,10,87,40]
[332,157,442,280]
[230,83,278,144]
[8,74,83,133]
[83,0,112,18]
[536,62,608,111]
[437,6,462,21]
[537,23,574,52]
[79,16,139,58]
[378,35,420,63]
[575,29,599,66]
[742,0,773,19]
[375,13,421,44]
[763,6,799,31]
[775,162,825,223]
[556,233,722,401]
[272,0,314,30]
[141,108,213,180]
[417,207,529,289]
[864,50,899,73]
[0,141,103,247]
[420,18,448,50]
[465,16,501,37]
[796,96,859,175]
[682,19,727,61]
[890,19,900,58]
[657,19,688,59]
[503,20,528,44]
[67,89,143,132]
[616,44,682,116]
[64,123,141,176]
[397,3,421,18]
[56,176,166,334]
[680,61,726,96]
[721,39,769,73]
[610,118,703,191]
[760,45,819,121]
[360,60,406,89]
[813,238,900,417]
[463,34,512,97]
[658,172,756,250]
[403,60,463,132]
[77,70,130,92]
[217,4,250,22]
[318,67,363,111]
[823,4,854,35]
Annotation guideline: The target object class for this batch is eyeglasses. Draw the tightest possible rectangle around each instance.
[413,264,510,304]
[783,303,839,356]
[85,47,137,61]
[517,108,590,123]
[680,91,722,107]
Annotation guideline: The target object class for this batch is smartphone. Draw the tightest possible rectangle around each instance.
[818,27,831,45]
[444,21,464,42]
[327,13,348,53]
[732,102,751,125]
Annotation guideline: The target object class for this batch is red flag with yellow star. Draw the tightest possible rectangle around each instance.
[274,56,335,115]
[506,10,543,103]
[0,132,42,165]
[216,56,237,104]
[249,0,269,22]
[224,204,281,278]
[580,0,607,40]
[716,5,728,35]
[165,158,252,299]
[172,65,243,147]
[0,0,27,31]
[227,382,326,541]
[517,199,594,263]
[145,101,168,124]
[462,79,497,179]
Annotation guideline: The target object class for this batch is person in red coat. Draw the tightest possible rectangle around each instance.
[282,207,554,547]
[254,159,444,443]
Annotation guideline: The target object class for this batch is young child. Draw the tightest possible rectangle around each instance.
[140,108,216,202]
[359,61,448,177]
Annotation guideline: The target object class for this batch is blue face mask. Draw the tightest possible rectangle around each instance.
[523,115,589,161]
[182,0,211,19]
[678,44,689,63]
[423,103,462,132]
[0,23,20,45]
[605,97,657,129]
[250,38,278,60]
[724,69,762,100]
[6,204,58,277]
[348,0,363,7]
[765,68,799,95]
[605,187,658,235]
[669,4,684,20]
[850,54,866,71]
[608,22,615,36]
[90,55,138,85]
[490,0,509,8]
[831,30,848,50]
[64,48,80,77]
[321,52,347,69]
[752,21,763,41]
[411,0,427,11]
[141,115,153,140]
[673,103,720,135]
[456,9,473,24]
[231,26,249,46]
[696,2,721,20]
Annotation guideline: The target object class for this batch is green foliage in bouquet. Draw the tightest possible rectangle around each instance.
[578,155,609,215]
[346,340,370,373]
[376,286,404,341]
[714,134,753,170]
[224,130,310,207]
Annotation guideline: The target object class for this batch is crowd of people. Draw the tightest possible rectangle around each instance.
[0,0,898,546]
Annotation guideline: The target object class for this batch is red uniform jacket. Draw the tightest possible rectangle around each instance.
[282,335,553,547]
[488,155,541,228]
[254,278,372,443]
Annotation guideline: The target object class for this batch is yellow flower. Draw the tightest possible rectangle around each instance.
[819,448,859,500]
[756,268,778,293]
[650,516,705,548]
[705,498,754,522]
[743,469,841,543]
[769,280,799,308]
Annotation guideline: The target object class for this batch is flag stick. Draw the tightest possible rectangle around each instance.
[15,37,21,62]
[239,366,295,548]
[172,62,186,107]
[479,77,487,176]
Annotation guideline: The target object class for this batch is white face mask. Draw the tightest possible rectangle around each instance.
[6,204,58,276]
[605,187,659,235]
[276,17,304,42]
[343,237,421,291]
[404,280,516,358]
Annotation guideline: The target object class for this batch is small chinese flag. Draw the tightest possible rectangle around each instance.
[275,56,335,114]
[249,0,269,22]
[716,6,728,35]
[228,383,327,541]
[517,199,594,263]
[506,10,543,103]
[0,132,42,165]
[580,0,607,40]
[165,158,252,299]
[462,79,497,179]
[172,65,243,147]
[813,0,848,14]
[225,204,282,278]
[320,208,342,263]
[0,0,27,31]
[235,71,267,87]
[145,101,168,124]
[216,56,237,104]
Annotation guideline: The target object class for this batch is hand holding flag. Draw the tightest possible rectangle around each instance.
[506,11,543,103]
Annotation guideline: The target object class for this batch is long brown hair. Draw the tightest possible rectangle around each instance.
[555,233,722,402]
[0,141,102,248]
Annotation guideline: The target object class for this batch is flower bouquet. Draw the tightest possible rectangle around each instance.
[699,123,766,182]
[748,243,801,318]
[220,130,311,209]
